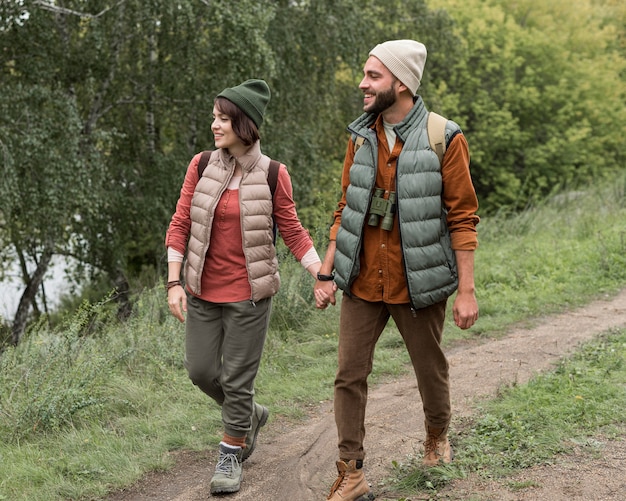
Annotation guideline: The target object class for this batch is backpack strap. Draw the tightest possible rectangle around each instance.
[268,159,279,200]
[197,150,213,178]
[267,160,280,243]
[427,112,448,165]
[354,136,365,152]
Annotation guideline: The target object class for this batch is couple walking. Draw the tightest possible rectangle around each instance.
[165,39,479,499]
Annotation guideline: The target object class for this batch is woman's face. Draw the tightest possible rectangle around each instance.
[211,105,245,153]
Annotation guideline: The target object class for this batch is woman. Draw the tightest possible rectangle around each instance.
[165,79,321,494]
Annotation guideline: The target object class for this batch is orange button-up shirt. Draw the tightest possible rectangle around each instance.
[329,116,479,304]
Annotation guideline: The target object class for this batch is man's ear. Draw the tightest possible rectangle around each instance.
[395,80,409,95]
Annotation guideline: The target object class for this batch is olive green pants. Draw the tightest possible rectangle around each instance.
[334,294,450,461]
[184,294,271,438]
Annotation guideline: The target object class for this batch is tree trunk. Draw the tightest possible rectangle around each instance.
[114,270,132,321]
[11,249,53,346]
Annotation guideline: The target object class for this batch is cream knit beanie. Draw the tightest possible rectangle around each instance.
[369,40,427,95]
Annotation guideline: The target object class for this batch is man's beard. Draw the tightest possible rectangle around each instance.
[365,84,396,115]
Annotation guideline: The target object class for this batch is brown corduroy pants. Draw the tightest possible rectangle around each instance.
[334,294,450,461]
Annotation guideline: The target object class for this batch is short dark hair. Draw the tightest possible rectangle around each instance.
[214,96,260,146]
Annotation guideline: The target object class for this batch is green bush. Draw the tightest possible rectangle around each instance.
[0,300,125,442]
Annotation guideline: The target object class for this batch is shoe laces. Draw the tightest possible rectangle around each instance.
[424,435,438,456]
[328,470,347,497]
[215,452,240,475]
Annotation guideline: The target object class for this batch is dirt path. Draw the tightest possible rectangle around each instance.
[109,290,626,501]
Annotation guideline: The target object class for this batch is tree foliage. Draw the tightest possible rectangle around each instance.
[0,83,99,343]
[434,0,626,210]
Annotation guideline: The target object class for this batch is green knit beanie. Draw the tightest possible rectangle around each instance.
[217,79,271,128]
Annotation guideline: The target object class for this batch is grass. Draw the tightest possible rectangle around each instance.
[0,174,625,500]
[389,327,626,497]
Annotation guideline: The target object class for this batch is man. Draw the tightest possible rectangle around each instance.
[314,39,479,501]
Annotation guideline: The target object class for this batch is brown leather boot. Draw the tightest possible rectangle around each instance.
[423,421,453,467]
[326,460,375,500]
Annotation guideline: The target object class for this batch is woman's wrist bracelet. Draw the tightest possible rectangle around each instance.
[166,280,182,292]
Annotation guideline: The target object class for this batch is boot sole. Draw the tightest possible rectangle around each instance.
[241,406,269,462]
[356,492,375,501]
[210,484,241,494]
[210,471,243,495]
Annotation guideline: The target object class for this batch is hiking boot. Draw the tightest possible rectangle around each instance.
[210,442,243,494]
[326,460,375,501]
[242,403,269,462]
[423,422,453,467]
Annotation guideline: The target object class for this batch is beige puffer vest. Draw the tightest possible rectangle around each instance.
[184,143,280,302]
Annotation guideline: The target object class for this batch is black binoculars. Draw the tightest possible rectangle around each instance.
[368,189,397,231]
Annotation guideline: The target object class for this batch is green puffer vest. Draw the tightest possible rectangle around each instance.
[334,97,460,309]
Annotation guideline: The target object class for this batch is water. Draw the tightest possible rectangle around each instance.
[0,255,80,321]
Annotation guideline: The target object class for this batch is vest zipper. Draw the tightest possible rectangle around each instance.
[191,164,232,295]
[394,175,419,313]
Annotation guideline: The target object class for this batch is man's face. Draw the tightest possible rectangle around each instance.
[359,56,399,115]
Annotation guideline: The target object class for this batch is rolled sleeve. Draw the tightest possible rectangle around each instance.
[442,134,480,251]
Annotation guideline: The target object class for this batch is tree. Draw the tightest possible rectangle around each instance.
[435,0,626,211]
[0,84,98,344]
[0,0,280,337]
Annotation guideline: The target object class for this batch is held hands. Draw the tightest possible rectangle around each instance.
[314,244,338,310]
[314,280,337,309]
[167,285,187,323]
